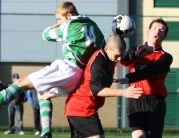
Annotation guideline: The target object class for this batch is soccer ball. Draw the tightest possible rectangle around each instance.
[111,14,135,38]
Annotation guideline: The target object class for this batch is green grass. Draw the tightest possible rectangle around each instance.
[0,127,178,138]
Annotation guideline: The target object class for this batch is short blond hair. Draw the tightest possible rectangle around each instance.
[55,1,79,16]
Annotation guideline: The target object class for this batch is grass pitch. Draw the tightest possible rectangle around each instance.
[0,127,178,138]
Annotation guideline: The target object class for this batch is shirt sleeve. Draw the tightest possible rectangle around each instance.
[120,46,138,66]
[126,52,173,83]
[42,26,63,42]
[90,57,113,95]
[42,19,70,42]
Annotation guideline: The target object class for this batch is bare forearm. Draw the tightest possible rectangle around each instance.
[96,87,124,97]
[95,85,142,99]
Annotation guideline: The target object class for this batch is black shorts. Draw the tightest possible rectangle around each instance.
[127,95,166,138]
[67,114,104,138]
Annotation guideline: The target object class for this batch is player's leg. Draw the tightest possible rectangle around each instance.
[28,59,83,94]
[6,103,15,134]
[129,113,147,138]
[26,60,66,137]
[131,130,146,138]
[38,94,53,138]
[33,108,41,135]
[85,135,105,138]
[148,98,166,138]
[16,104,24,135]
[35,59,83,137]
[67,114,105,138]
[38,61,83,136]
[0,77,33,105]
[39,59,84,99]
[127,97,148,138]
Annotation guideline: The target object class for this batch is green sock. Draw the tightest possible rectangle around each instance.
[0,84,21,105]
[39,98,53,135]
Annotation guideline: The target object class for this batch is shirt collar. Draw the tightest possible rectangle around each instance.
[144,42,163,51]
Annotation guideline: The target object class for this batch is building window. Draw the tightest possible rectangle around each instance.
[165,22,179,41]
[164,68,179,92]
[154,0,179,7]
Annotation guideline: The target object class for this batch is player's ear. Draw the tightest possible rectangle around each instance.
[67,13,72,18]
[104,46,108,51]
[163,33,167,40]
[147,28,150,35]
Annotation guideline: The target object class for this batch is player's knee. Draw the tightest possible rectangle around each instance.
[85,135,105,138]
[13,77,30,88]
[132,130,146,138]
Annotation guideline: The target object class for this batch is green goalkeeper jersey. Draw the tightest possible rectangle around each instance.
[43,15,105,68]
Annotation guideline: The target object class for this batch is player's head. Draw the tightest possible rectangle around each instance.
[55,2,79,24]
[147,18,168,46]
[12,73,19,82]
[149,18,168,37]
[104,34,126,63]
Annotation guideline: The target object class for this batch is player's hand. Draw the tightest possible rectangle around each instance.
[113,78,128,84]
[52,23,60,28]
[137,46,154,57]
[38,91,55,100]
[123,84,142,99]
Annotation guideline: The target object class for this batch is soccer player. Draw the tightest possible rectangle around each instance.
[0,2,105,138]
[116,18,173,138]
[65,34,143,138]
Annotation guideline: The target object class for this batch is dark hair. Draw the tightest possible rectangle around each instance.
[149,18,169,37]
[12,73,19,79]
